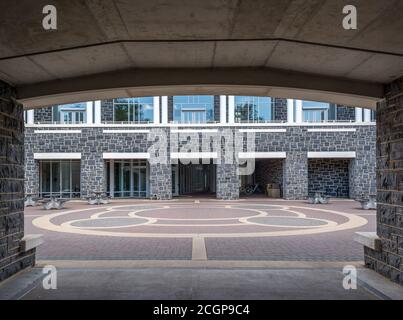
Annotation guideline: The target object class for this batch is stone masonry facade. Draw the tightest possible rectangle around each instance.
[26,98,376,202]
[0,81,36,282]
[364,78,403,285]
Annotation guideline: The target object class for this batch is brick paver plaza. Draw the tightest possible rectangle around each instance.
[24,198,375,262]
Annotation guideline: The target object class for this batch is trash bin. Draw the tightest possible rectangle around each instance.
[266,183,280,198]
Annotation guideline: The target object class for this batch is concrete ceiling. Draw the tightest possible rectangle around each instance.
[0,0,403,109]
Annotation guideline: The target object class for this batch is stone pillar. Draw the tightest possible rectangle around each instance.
[0,81,36,282]
[348,126,376,199]
[148,128,172,199]
[228,96,235,124]
[216,128,239,200]
[80,129,105,197]
[355,107,363,122]
[283,151,308,199]
[94,100,101,124]
[363,78,403,285]
[161,96,168,124]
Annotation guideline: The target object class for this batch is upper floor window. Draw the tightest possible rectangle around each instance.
[113,97,153,123]
[301,100,337,122]
[53,103,87,124]
[235,96,272,123]
[173,96,214,123]
[371,110,376,122]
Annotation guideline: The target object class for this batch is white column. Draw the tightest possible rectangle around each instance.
[355,107,363,122]
[27,110,34,124]
[228,95,235,124]
[363,108,371,123]
[94,100,101,124]
[109,160,114,198]
[219,95,227,124]
[295,100,303,123]
[153,96,160,124]
[161,96,168,124]
[287,99,294,123]
[86,101,93,124]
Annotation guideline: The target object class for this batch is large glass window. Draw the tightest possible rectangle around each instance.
[52,103,87,124]
[112,97,153,123]
[235,96,273,123]
[301,100,337,122]
[173,96,214,123]
[40,160,81,198]
[106,160,148,198]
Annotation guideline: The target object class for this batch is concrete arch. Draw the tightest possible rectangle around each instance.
[19,68,382,110]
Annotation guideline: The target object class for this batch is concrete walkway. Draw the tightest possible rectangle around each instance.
[1,261,401,300]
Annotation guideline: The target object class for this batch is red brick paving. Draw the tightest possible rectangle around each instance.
[24,199,375,261]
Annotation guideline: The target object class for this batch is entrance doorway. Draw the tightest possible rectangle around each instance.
[105,160,149,198]
[172,163,216,196]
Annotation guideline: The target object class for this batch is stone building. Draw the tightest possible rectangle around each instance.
[24,95,376,201]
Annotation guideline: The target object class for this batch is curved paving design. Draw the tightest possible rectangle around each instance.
[33,202,367,239]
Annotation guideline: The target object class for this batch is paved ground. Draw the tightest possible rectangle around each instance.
[25,198,376,261]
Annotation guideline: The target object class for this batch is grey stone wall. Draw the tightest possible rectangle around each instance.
[101,100,113,122]
[283,152,308,199]
[25,123,376,201]
[34,107,52,123]
[0,81,36,282]
[214,95,220,122]
[274,98,287,121]
[308,159,349,198]
[336,105,355,121]
[364,78,402,285]
[349,125,377,199]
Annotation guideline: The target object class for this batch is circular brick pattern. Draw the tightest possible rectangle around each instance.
[32,201,367,238]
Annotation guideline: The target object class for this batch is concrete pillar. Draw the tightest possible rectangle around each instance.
[287,99,294,123]
[228,95,235,124]
[26,109,34,124]
[94,100,101,124]
[363,108,371,123]
[86,101,93,124]
[153,96,160,124]
[355,107,363,122]
[295,100,303,123]
[363,78,403,285]
[0,80,36,281]
[220,95,227,124]
[283,151,308,199]
[161,96,168,124]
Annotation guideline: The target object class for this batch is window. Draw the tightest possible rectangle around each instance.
[52,103,87,124]
[40,160,81,198]
[106,160,148,198]
[235,96,272,123]
[112,97,153,123]
[173,96,214,123]
[301,100,336,122]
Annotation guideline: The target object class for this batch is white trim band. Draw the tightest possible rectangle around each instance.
[103,153,150,159]
[34,130,82,134]
[34,153,82,160]
[307,151,356,158]
[239,129,286,133]
[239,152,287,159]
[103,129,150,133]
[171,129,218,133]
[171,152,218,159]
[307,128,356,132]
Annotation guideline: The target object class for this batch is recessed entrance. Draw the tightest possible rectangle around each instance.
[172,163,216,196]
